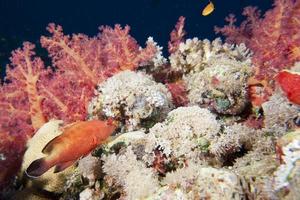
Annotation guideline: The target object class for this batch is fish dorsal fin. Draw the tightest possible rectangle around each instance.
[42,135,63,154]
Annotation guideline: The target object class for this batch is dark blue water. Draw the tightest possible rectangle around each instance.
[0,0,272,79]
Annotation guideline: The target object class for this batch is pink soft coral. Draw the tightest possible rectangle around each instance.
[99,24,157,71]
[215,0,300,90]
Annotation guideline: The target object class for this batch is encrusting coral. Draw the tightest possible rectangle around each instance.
[88,70,173,131]
[185,56,252,115]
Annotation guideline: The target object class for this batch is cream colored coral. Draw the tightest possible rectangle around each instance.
[88,70,173,131]
[102,147,159,200]
[21,120,75,193]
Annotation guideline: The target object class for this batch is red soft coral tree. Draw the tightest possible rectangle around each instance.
[215,0,300,103]
[0,23,157,187]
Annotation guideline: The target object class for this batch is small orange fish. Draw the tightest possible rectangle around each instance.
[26,119,118,178]
[202,1,215,16]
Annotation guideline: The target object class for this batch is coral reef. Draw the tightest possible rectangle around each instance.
[78,154,102,186]
[88,70,173,131]
[1,3,300,198]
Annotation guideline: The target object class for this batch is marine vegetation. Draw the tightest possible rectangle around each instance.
[1,0,300,199]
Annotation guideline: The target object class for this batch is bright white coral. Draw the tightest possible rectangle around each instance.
[88,70,173,131]
[169,37,252,74]
[144,106,220,163]
[186,57,252,115]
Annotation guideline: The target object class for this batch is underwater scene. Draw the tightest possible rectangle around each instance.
[1,0,300,199]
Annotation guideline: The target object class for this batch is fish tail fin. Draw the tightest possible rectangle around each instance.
[53,160,75,173]
[25,157,52,178]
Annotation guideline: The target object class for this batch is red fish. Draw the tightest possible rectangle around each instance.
[26,119,118,178]
[276,70,300,105]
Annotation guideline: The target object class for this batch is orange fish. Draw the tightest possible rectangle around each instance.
[276,70,300,105]
[26,119,118,178]
[202,1,215,16]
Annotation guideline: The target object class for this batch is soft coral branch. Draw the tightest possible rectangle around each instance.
[41,24,103,84]
[1,42,48,134]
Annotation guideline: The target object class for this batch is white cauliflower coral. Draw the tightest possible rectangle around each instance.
[186,57,252,115]
[169,37,252,74]
[144,106,221,163]
[88,70,173,131]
